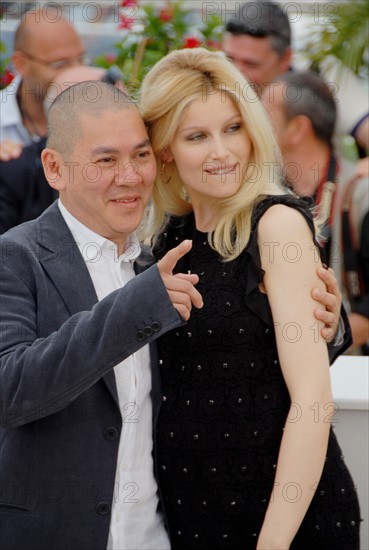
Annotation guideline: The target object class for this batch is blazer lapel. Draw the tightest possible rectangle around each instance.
[36,203,119,406]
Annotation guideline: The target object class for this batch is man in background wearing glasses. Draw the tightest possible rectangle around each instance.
[0,7,85,159]
[222,1,369,156]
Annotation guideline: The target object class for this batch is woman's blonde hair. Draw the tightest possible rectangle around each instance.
[139,47,285,261]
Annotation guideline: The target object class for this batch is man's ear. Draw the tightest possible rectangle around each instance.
[161,147,173,163]
[287,114,312,146]
[41,148,66,191]
[279,46,293,74]
[12,50,29,77]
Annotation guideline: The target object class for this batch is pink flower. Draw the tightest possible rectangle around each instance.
[206,39,221,50]
[120,0,137,7]
[183,37,201,49]
[0,68,15,87]
[105,53,118,64]
[118,14,136,29]
[159,8,172,22]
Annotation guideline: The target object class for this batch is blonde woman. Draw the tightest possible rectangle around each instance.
[140,48,359,549]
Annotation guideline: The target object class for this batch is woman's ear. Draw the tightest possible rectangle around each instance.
[41,148,66,191]
[161,147,173,163]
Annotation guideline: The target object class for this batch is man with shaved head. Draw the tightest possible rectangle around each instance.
[0,80,203,550]
[0,65,122,232]
[0,7,85,159]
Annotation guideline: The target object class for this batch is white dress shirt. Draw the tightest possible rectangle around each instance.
[58,201,170,550]
[0,75,41,145]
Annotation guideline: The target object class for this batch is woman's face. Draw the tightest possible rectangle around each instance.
[166,92,252,205]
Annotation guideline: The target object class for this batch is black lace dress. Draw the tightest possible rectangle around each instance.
[153,196,361,550]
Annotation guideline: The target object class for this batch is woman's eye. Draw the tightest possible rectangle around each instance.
[227,123,241,133]
[187,133,205,141]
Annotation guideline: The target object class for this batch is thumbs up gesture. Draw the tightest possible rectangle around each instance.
[157,240,203,320]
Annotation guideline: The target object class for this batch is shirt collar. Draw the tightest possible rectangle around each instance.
[58,199,141,264]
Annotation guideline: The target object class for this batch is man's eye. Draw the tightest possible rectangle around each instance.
[137,150,152,158]
[99,157,115,164]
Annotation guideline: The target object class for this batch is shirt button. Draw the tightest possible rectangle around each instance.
[151,321,162,332]
[103,427,119,440]
[136,331,146,341]
[96,502,110,515]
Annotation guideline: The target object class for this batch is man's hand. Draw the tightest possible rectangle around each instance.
[0,140,23,161]
[157,239,203,320]
[312,266,342,342]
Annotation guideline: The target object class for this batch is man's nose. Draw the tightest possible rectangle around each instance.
[114,162,142,185]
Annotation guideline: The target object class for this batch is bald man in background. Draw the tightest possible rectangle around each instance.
[0,7,85,159]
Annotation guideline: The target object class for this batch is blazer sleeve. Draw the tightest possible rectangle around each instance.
[0,258,183,428]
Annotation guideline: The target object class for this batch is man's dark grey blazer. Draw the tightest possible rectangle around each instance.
[0,202,183,550]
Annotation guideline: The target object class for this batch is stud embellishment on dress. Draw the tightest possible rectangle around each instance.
[239,328,245,334]
[211,467,217,473]
[162,396,167,401]
[177,499,182,505]
[237,398,243,403]
[222,362,228,369]
[202,501,207,506]
[207,329,213,335]
[197,365,202,370]
[183,468,188,474]
[193,434,199,440]
[187,332,192,337]
[226,301,231,307]
[222,271,227,277]
[209,400,214,405]
[161,465,166,470]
